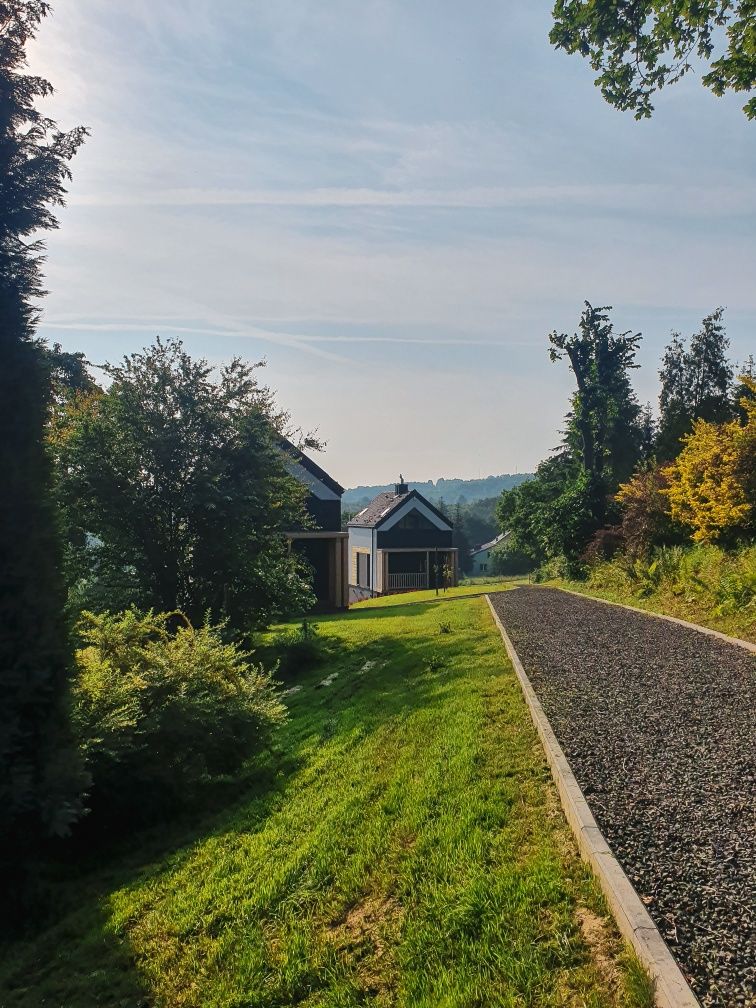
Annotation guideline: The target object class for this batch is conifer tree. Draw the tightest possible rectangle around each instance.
[549,302,643,529]
[452,501,472,574]
[0,1,87,875]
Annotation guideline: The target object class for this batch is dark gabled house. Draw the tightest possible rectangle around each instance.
[347,478,458,600]
[283,439,349,609]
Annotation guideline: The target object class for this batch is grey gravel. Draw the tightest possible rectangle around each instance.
[491,587,756,1008]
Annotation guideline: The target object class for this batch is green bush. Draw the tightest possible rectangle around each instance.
[275,620,330,678]
[583,543,756,626]
[72,610,286,822]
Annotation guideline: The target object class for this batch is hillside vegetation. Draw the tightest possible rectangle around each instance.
[343,473,532,509]
[551,544,756,644]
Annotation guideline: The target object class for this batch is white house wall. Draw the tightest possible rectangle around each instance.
[348,525,375,588]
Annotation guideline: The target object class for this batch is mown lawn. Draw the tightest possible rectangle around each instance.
[0,597,650,1008]
[352,578,522,609]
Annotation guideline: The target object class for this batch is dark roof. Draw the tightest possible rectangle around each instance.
[348,488,453,530]
[280,437,344,497]
[348,490,410,527]
[470,531,509,555]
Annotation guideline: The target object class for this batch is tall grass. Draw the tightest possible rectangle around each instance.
[560,544,756,642]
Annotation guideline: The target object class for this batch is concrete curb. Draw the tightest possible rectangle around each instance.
[544,584,756,655]
[485,594,701,1008]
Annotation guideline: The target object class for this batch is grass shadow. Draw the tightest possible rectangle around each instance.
[0,601,487,1007]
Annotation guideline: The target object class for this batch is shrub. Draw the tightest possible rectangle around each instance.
[72,609,286,823]
[615,465,684,556]
[275,620,330,678]
[535,554,582,581]
[585,544,756,622]
[663,378,756,544]
[581,526,625,566]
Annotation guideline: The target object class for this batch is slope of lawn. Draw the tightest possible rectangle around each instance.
[0,597,650,1008]
[352,577,522,608]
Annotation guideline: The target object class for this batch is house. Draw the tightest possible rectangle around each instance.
[348,478,458,600]
[469,532,509,576]
[283,439,349,609]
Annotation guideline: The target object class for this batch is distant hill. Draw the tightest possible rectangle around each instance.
[343,473,533,510]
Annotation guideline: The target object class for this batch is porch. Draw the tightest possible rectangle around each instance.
[380,548,458,594]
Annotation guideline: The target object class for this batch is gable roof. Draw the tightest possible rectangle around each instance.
[470,531,509,555]
[280,436,344,497]
[348,488,453,530]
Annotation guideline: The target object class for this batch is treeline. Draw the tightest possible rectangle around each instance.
[497,303,755,574]
[343,472,532,510]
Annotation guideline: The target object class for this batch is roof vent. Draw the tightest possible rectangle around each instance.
[395,473,408,495]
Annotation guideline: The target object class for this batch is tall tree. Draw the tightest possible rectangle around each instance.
[452,501,472,574]
[732,355,756,422]
[549,302,643,528]
[550,1,756,120]
[657,309,734,458]
[0,1,87,876]
[38,340,98,412]
[56,339,316,634]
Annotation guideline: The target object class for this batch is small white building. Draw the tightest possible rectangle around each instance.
[469,532,509,576]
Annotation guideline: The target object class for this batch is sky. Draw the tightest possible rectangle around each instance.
[30,0,756,488]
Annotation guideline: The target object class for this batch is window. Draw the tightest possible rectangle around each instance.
[357,552,371,588]
[396,508,435,530]
[482,563,488,573]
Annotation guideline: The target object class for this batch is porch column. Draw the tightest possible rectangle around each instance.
[341,537,348,607]
[426,550,430,589]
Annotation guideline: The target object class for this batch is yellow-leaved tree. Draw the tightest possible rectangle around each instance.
[664,378,756,543]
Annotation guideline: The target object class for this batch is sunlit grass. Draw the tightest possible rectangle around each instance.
[352,577,522,608]
[0,597,650,1007]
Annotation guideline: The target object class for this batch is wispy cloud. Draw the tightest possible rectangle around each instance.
[66,183,756,216]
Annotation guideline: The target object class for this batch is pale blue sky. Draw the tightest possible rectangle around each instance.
[32,1,755,487]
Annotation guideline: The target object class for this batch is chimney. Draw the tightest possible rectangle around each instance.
[395,473,408,495]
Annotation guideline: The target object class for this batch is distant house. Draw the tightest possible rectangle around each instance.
[469,532,509,576]
[283,439,349,609]
[348,478,458,600]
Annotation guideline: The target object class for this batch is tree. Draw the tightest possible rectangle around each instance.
[497,451,588,564]
[38,340,98,412]
[461,497,499,549]
[549,302,643,529]
[0,1,87,878]
[550,1,756,120]
[56,339,315,634]
[657,309,734,458]
[732,354,756,422]
[615,464,683,555]
[663,377,756,542]
[452,501,472,574]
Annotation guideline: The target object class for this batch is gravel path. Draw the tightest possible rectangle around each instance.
[490,587,756,1008]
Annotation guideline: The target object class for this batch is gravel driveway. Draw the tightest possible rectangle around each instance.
[490,587,755,1008]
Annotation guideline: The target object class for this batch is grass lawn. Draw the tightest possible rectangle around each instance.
[0,597,650,1008]
[352,577,523,609]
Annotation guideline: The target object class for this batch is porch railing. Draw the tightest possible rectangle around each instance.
[386,572,428,590]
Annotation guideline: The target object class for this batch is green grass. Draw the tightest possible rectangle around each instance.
[352,578,522,609]
[0,597,651,1008]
